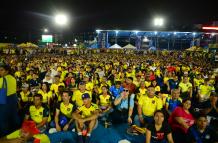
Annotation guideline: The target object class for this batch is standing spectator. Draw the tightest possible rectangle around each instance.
[0,62,20,137]
[179,76,193,99]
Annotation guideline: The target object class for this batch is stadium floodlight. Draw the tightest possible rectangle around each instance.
[173,32,177,35]
[134,31,139,34]
[44,28,48,33]
[154,31,158,35]
[115,30,119,35]
[192,32,196,36]
[55,14,68,26]
[96,29,101,34]
[154,17,164,26]
[211,33,215,36]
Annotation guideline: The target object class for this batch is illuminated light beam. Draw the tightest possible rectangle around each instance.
[202,26,218,30]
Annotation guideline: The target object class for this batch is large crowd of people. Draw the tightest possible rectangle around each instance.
[0,48,217,143]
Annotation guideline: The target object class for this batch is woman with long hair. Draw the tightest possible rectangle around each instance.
[146,110,174,143]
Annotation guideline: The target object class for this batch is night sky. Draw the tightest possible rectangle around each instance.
[0,0,217,42]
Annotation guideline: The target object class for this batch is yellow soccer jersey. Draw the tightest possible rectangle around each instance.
[78,103,99,118]
[179,82,192,93]
[138,95,163,117]
[6,130,50,143]
[38,90,52,103]
[27,105,49,124]
[50,82,65,93]
[57,102,76,119]
[98,94,111,107]
[72,90,92,107]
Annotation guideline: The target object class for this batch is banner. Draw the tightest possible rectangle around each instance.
[97,32,108,48]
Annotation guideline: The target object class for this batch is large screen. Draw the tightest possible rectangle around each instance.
[42,35,53,43]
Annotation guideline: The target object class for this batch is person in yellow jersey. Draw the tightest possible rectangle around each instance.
[38,82,52,105]
[179,76,193,99]
[49,90,76,133]
[72,82,92,107]
[73,93,99,143]
[50,75,65,94]
[0,62,20,138]
[97,86,113,121]
[1,120,50,143]
[83,75,94,91]
[134,86,163,127]
[18,83,32,108]
[193,74,204,92]
[197,78,215,102]
[25,94,49,133]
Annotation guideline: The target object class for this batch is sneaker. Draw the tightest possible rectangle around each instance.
[48,128,57,134]
[78,135,83,143]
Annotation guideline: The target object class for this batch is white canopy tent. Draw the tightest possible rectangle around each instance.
[122,44,136,49]
[109,44,122,49]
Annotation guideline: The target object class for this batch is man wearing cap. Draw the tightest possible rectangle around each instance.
[73,93,99,143]
[72,82,92,107]
[25,94,49,132]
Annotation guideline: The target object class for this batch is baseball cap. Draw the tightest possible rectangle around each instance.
[79,81,86,85]
[21,120,40,135]
[82,93,90,100]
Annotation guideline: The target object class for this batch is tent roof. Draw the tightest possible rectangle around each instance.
[122,44,136,49]
[109,44,122,49]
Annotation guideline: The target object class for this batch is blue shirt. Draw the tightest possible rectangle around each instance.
[168,79,179,90]
[166,97,182,112]
[116,94,134,110]
[109,85,124,98]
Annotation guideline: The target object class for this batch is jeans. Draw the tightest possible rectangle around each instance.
[134,114,153,127]
[0,94,21,137]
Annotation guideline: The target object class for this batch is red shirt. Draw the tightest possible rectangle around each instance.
[168,107,194,133]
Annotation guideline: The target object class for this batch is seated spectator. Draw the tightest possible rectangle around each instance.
[109,81,124,99]
[197,78,215,103]
[165,89,182,115]
[29,72,40,87]
[73,93,99,143]
[97,86,113,122]
[179,76,193,99]
[38,82,52,105]
[187,114,218,143]
[49,90,76,133]
[111,88,134,124]
[134,86,163,127]
[146,110,174,143]
[72,82,92,107]
[167,75,179,92]
[168,98,195,143]
[25,94,49,133]
[1,120,50,143]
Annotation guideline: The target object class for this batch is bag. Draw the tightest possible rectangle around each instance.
[0,77,7,104]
